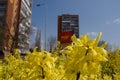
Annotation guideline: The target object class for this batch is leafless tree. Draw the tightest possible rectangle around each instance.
[47,36,57,52]
[30,26,37,49]
[34,29,41,51]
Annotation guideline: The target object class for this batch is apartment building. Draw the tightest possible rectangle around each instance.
[18,0,32,54]
[0,0,33,55]
[58,14,79,45]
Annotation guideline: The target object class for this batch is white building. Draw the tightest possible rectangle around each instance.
[18,0,33,54]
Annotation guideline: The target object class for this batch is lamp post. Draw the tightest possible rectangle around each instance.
[36,3,47,50]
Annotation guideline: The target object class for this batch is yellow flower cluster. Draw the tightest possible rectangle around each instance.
[1,32,117,80]
[61,32,108,80]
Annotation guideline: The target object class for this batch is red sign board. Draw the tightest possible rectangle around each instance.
[60,30,74,43]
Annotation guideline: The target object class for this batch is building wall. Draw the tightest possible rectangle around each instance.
[18,0,32,54]
[58,14,79,48]
[61,14,79,37]
[0,0,7,50]
[3,0,20,52]
[58,16,62,41]
[0,0,32,54]
[0,0,7,25]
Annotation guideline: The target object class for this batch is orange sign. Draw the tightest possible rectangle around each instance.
[60,30,74,43]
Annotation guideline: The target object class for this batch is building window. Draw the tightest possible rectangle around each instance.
[0,11,5,16]
[0,3,6,8]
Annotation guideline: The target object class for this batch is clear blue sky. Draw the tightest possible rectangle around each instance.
[31,0,120,47]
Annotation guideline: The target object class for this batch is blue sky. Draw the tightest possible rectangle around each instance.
[31,0,120,47]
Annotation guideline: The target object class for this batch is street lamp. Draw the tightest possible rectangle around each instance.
[36,3,47,50]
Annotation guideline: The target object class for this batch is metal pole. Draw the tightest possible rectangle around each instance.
[45,5,47,50]
[36,3,47,50]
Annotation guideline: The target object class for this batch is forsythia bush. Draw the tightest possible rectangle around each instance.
[0,32,119,80]
[101,48,120,80]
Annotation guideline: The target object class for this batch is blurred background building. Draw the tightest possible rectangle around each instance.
[0,0,33,56]
[18,0,33,54]
[58,14,79,48]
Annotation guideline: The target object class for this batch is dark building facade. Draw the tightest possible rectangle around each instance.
[0,0,7,50]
